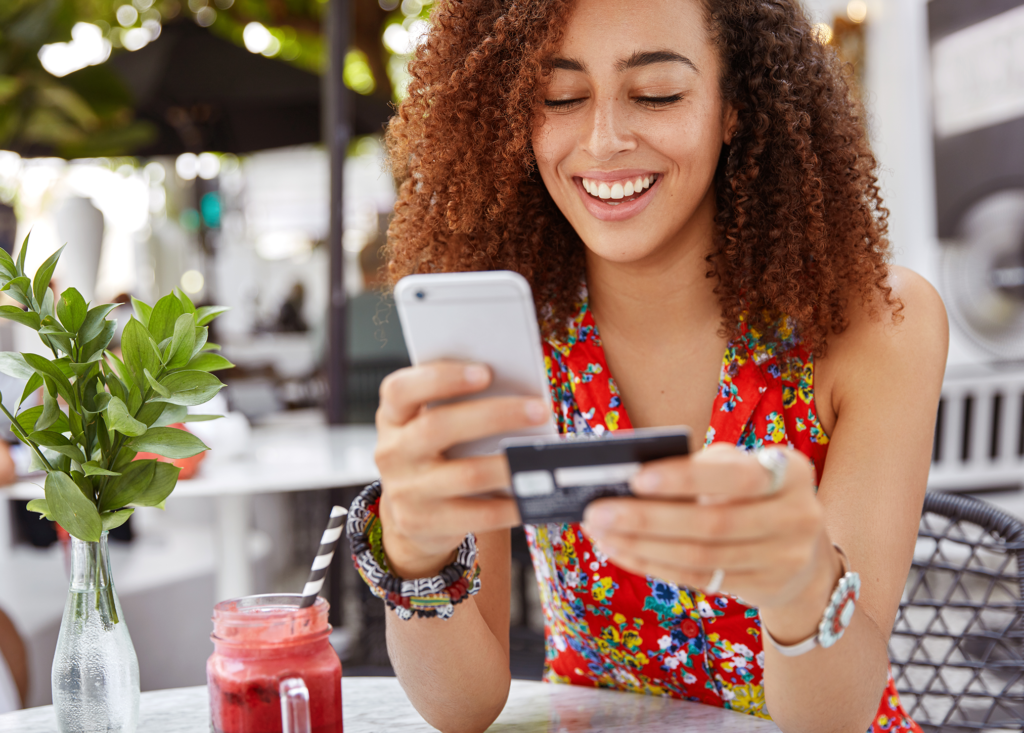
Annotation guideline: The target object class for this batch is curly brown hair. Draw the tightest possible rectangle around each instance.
[384,0,899,355]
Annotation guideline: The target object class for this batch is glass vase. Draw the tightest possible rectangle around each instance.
[52,532,140,733]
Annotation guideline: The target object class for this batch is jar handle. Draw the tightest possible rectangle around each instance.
[279,677,312,733]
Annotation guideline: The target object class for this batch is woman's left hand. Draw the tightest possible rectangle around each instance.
[580,442,833,611]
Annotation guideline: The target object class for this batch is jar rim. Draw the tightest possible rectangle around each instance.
[211,594,330,645]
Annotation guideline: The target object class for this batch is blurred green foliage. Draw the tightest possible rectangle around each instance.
[1,0,411,158]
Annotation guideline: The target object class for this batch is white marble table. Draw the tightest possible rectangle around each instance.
[1,424,379,601]
[0,677,781,732]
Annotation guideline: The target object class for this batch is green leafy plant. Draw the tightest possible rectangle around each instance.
[0,234,232,546]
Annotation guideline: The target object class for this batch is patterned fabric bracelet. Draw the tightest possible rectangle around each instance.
[346,480,481,620]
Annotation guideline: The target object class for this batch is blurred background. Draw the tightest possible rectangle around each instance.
[0,0,1022,715]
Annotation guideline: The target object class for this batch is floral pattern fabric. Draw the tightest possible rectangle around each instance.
[526,293,920,732]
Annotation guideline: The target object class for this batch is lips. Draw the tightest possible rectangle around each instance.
[572,172,662,222]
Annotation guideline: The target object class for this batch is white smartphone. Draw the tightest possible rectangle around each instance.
[393,271,557,457]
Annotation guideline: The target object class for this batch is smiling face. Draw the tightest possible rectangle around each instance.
[532,0,735,266]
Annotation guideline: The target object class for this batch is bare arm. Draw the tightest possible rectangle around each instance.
[386,530,511,733]
[760,268,949,731]
[372,363,548,733]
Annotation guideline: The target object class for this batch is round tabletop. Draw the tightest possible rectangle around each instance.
[0,676,781,732]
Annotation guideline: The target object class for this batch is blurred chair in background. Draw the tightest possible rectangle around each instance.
[0,607,27,712]
[889,492,1024,731]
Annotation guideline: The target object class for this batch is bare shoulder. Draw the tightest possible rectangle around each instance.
[817,266,949,426]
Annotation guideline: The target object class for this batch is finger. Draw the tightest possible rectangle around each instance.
[404,395,549,458]
[581,496,788,541]
[602,551,759,594]
[418,455,512,498]
[631,444,810,501]
[586,533,778,573]
[377,361,492,426]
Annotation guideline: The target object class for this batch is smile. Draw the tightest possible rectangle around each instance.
[580,175,658,205]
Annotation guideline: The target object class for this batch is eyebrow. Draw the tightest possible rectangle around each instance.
[549,49,699,76]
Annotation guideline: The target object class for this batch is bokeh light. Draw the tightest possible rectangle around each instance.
[344,50,376,95]
[813,23,833,45]
[197,153,221,180]
[38,23,112,78]
[243,22,272,54]
[116,5,139,27]
[180,270,205,294]
[176,153,199,181]
[847,1,868,24]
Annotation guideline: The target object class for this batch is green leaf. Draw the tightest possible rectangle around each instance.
[151,370,224,406]
[79,304,118,343]
[127,383,142,414]
[181,414,222,423]
[0,247,16,280]
[37,381,60,431]
[0,306,40,330]
[39,320,73,355]
[130,461,180,508]
[121,317,161,391]
[21,353,74,404]
[191,326,208,359]
[29,431,85,464]
[128,427,208,459]
[40,287,55,320]
[83,461,120,477]
[104,350,131,385]
[14,404,67,435]
[99,460,156,512]
[112,449,138,473]
[0,352,34,380]
[15,234,27,276]
[45,471,102,542]
[18,372,43,407]
[105,395,147,437]
[56,287,87,334]
[131,298,152,329]
[106,373,127,404]
[174,288,196,315]
[185,353,234,373]
[81,320,115,362]
[26,498,55,521]
[151,403,186,427]
[101,508,134,532]
[195,305,229,327]
[144,368,170,397]
[167,313,196,369]
[135,400,170,427]
[148,293,185,342]
[1,277,32,308]
[32,245,64,308]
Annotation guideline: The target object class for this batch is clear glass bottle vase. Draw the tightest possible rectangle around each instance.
[52,532,140,733]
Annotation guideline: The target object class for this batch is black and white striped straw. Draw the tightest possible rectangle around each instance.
[298,505,348,608]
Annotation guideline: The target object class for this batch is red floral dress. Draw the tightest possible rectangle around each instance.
[525,293,920,731]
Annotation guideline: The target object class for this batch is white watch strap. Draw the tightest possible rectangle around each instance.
[762,544,855,657]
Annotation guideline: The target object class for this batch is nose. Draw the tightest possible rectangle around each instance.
[580,96,637,161]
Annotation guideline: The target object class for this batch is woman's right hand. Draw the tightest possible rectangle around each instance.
[374,361,550,579]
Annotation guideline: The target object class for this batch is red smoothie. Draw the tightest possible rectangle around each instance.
[208,594,342,733]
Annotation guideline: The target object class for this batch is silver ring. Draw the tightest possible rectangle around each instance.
[755,447,788,495]
[705,568,725,595]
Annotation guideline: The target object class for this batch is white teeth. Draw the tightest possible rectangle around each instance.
[581,175,656,200]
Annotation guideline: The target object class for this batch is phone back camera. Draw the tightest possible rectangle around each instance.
[415,290,426,300]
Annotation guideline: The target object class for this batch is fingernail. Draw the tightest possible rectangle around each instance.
[525,399,549,423]
[632,470,662,493]
[464,365,489,385]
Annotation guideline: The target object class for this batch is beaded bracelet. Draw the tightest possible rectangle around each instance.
[346,481,481,620]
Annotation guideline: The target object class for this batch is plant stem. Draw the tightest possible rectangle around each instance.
[0,401,54,472]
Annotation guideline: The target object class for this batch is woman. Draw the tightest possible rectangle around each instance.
[355,1,948,731]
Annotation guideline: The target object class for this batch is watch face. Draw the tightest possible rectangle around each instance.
[818,572,861,648]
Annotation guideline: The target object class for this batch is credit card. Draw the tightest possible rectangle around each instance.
[501,427,691,525]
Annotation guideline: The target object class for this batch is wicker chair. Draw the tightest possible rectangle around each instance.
[889,492,1024,731]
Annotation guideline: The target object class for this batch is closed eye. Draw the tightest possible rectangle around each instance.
[544,98,586,110]
[635,93,684,108]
